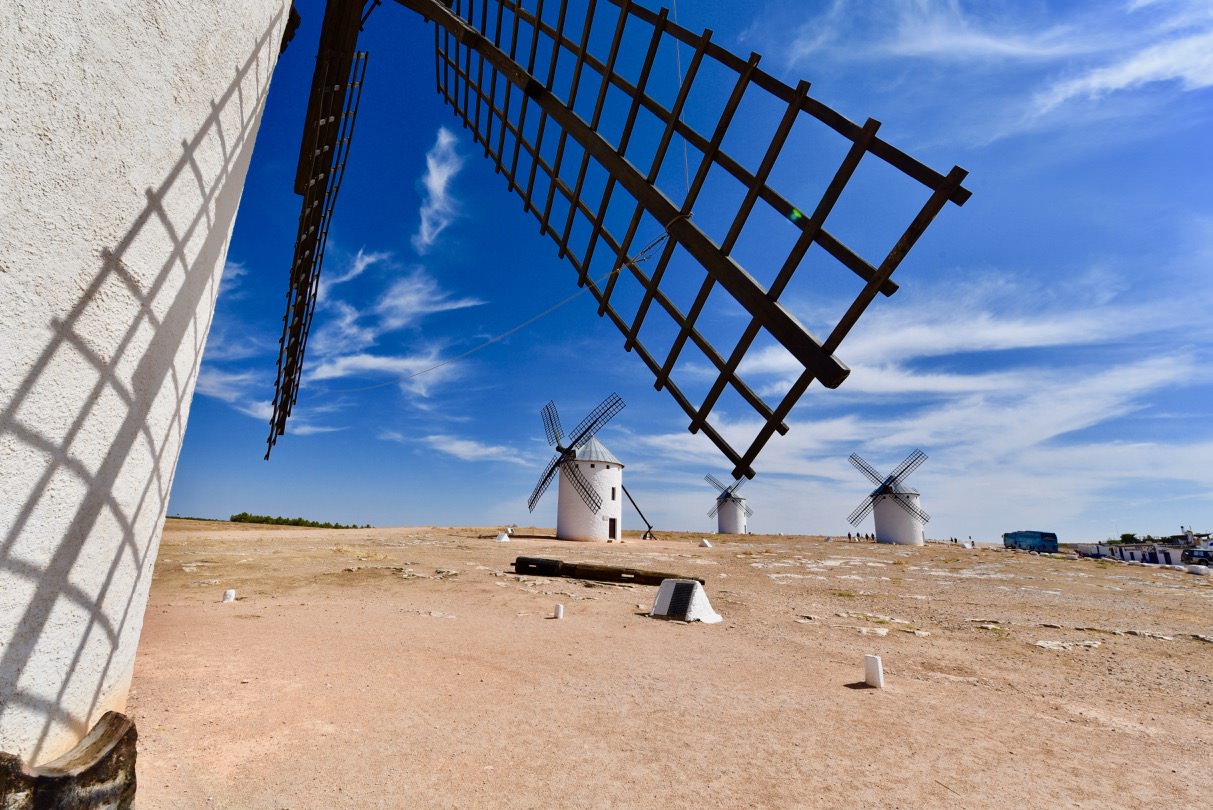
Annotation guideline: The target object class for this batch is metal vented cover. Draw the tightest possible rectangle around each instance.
[665,581,695,621]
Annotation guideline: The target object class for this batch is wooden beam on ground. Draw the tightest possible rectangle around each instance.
[512,556,704,586]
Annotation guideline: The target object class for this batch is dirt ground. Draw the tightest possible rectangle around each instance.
[127,519,1213,809]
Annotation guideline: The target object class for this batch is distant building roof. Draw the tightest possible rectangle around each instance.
[574,436,622,466]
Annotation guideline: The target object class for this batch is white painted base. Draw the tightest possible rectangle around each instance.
[873,494,926,545]
[0,0,289,764]
[555,460,622,542]
[717,499,748,534]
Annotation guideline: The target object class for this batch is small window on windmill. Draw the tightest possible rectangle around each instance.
[611,486,616,501]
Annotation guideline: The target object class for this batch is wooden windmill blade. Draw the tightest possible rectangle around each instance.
[891,493,931,524]
[540,399,565,447]
[887,449,928,485]
[268,0,971,481]
[528,453,563,511]
[416,0,969,479]
[848,453,885,487]
[267,0,371,457]
[847,494,877,527]
[562,458,603,513]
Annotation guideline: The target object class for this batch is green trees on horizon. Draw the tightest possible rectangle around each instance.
[228,512,371,529]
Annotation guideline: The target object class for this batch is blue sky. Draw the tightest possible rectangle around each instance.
[168,0,1213,542]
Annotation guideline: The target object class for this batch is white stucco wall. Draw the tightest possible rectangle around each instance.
[556,461,624,542]
[0,0,289,764]
[873,495,926,546]
[717,498,747,534]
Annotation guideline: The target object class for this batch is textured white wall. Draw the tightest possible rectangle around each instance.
[717,498,747,535]
[873,495,926,545]
[556,462,623,542]
[0,0,288,764]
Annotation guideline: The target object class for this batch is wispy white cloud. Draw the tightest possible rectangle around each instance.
[375,270,483,331]
[305,348,461,397]
[744,272,1169,394]
[309,299,379,357]
[411,128,464,254]
[304,262,484,399]
[308,351,440,380]
[290,423,346,436]
[218,260,249,297]
[873,354,1198,454]
[1033,29,1213,115]
[786,0,1094,65]
[771,0,1213,144]
[202,325,270,362]
[195,365,337,432]
[420,434,530,466]
[196,367,257,403]
[318,247,390,302]
[238,400,273,421]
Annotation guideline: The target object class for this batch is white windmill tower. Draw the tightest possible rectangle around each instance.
[705,474,753,534]
[528,394,626,542]
[846,449,930,546]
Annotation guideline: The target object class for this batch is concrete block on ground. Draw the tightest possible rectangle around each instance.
[864,654,885,688]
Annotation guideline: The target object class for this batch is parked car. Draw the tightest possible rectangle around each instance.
[1180,548,1213,565]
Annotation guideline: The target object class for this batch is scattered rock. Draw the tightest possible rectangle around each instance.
[1035,639,1101,651]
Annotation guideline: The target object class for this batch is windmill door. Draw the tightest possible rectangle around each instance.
[609,518,617,540]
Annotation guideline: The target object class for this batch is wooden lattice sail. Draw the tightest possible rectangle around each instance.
[268,0,971,478]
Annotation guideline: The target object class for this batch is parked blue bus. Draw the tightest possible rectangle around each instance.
[1002,530,1059,553]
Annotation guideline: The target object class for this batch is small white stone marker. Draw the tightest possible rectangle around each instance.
[553,604,564,620]
[222,589,236,603]
[864,654,884,688]
[699,539,713,548]
[494,532,510,543]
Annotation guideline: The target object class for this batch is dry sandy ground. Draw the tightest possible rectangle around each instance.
[127,519,1213,809]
